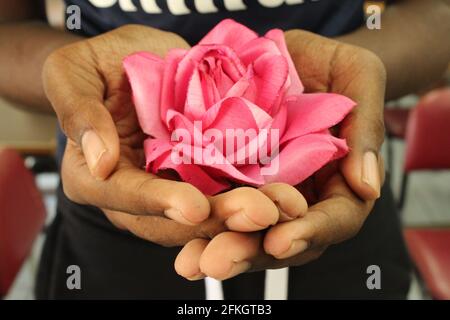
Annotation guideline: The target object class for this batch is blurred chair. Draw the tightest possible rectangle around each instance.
[0,149,46,298]
[404,229,450,300]
[384,76,449,173]
[399,88,450,209]
[384,107,411,172]
[400,88,450,300]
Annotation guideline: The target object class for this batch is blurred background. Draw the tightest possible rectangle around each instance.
[1,0,449,300]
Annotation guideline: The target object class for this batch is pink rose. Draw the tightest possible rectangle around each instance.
[123,19,355,195]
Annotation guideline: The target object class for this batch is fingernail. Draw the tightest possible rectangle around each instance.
[362,151,381,198]
[81,130,107,177]
[186,273,206,281]
[226,261,251,279]
[225,211,265,232]
[274,240,309,259]
[164,208,195,226]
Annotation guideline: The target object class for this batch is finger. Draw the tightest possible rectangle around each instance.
[43,47,120,180]
[175,239,209,281]
[336,50,387,201]
[103,210,203,247]
[62,143,210,224]
[198,232,323,279]
[258,183,308,222]
[199,232,260,281]
[264,174,373,259]
[209,187,279,232]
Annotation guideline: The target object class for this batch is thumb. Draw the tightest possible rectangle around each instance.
[338,53,386,201]
[43,49,120,180]
[339,96,385,200]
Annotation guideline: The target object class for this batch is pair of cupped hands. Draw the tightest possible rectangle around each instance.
[43,25,386,281]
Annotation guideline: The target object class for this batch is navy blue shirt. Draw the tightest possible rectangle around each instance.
[65,0,366,42]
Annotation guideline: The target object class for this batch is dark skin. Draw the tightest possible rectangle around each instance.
[0,0,449,281]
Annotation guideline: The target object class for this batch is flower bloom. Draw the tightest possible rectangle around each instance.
[123,19,355,195]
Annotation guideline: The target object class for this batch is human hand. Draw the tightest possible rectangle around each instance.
[43,25,214,232]
[43,25,308,248]
[176,164,382,280]
[105,182,306,249]
[285,30,386,200]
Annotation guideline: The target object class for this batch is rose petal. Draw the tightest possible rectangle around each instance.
[281,93,356,144]
[182,144,265,186]
[210,60,235,97]
[263,133,341,185]
[152,151,229,195]
[258,102,288,162]
[238,37,282,67]
[225,67,253,98]
[184,68,207,120]
[166,109,203,147]
[328,134,349,159]
[265,29,304,96]
[175,45,245,108]
[161,48,187,122]
[200,70,221,109]
[202,97,272,132]
[143,138,173,170]
[244,53,289,114]
[123,52,169,139]
[159,141,265,186]
[199,19,258,52]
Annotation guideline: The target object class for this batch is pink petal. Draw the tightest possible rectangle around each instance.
[184,68,206,120]
[225,68,253,98]
[175,45,245,108]
[238,37,281,67]
[165,109,203,147]
[271,102,288,138]
[264,133,341,185]
[202,97,272,132]
[258,103,288,161]
[123,52,169,139]
[161,48,187,122]
[183,145,264,186]
[281,93,356,144]
[265,29,304,96]
[200,70,221,109]
[143,138,173,170]
[199,19,258,52]
[328,134,349,159]
[210,62,235,97]
[152,151,229,195]
[219,54,245,82]
[158,142,264,186]
[314,129,350,160]
[244,53,289,114]
[201,97,272,164]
